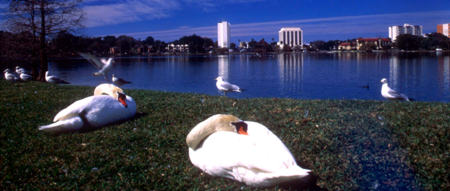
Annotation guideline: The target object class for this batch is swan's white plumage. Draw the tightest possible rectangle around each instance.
[39,84,136,134]
[187,114,310,187]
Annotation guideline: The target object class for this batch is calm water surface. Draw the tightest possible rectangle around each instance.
[50,52,450,102]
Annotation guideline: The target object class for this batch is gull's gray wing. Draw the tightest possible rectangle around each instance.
[221,81,240,91]
[79,53,104,69]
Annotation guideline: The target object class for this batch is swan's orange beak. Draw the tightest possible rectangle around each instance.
[232,121,248,135]
[238,127,248,135]
[118,93,128,108]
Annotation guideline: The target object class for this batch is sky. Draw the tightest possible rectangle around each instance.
[1,0,449,43]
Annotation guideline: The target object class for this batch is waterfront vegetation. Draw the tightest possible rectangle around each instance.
[0,80,448,190]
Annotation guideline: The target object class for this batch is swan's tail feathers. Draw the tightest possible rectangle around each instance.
[39,117,83,135]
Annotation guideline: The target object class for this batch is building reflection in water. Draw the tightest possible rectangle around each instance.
[277,53,304,93]
[218,55,229,80]
[389,55,401,88]
[438,56,450,93]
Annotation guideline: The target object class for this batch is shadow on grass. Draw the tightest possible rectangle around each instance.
[278,172,328,191]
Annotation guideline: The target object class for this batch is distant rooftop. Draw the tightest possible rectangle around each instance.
[279,27,302,31]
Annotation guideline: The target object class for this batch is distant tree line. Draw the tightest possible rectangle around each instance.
[308,33,450,51]
[395,33,450,50]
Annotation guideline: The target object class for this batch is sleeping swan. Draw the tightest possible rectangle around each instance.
[186,114,312,187]
[39,83,136,134]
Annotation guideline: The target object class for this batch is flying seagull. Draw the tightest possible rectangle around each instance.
[215,76,242,94]
[112,74,131,86]
[79,53,114,80]
[380,78,411,101]
[45,71,70,84]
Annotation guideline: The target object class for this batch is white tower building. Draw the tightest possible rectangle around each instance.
[388,23,423,41]
[218,21,230,48]
[278,27,303,48]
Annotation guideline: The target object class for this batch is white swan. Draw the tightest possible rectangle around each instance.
[186,114,312,187]
[39,83,136,134]
[45,71,70,84]
[215,76,242,93]
[4,69,18,81]
[79,53,113,79]
[380,78,411,101]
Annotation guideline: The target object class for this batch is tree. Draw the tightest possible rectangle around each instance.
[7,0,83,81]
[422,33,450,50]
[143,36,155,46]
[395,34,424,50]
[174,34,214,53]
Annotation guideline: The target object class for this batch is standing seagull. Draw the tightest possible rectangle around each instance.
[380,78,411,101]
[79,53,114,80]
[45,71,70,84]
[4,69,19,81]
[215,76,242,94]
[112,74,131,86]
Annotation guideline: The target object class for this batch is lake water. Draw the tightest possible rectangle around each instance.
[49,52,450,102]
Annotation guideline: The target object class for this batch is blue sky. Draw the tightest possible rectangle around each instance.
[1,0,449,43]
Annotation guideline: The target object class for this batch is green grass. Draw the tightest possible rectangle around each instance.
[0,80,448,190]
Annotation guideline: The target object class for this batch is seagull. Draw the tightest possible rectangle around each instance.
[45,71,70,84]
[19,73,32,81]
[14,66,32,81]
[79,53,114,80]
[380,78,411,101]
[4,68,19,81]
[15,66,28,75]
[112,74,131,86]
[215,76,242,94]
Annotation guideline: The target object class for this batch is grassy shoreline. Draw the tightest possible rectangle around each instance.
[1,81,448,190]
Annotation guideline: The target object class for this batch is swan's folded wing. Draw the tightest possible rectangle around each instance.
[53,96,95,122]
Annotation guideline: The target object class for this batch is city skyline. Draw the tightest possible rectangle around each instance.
[0,0,449,43]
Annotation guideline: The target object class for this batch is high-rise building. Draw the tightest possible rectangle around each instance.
[388,23,423,41]
[437,23,449,38]
[217,21,230,48]
[278,27,303,48]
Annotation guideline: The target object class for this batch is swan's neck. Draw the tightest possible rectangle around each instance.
[186,114,240,150]
[93,84,123,99]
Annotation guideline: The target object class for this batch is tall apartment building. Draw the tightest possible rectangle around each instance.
[388,23,423,41]
[217,21,230,48]
[278,27,303,48]
[437,23,449,38]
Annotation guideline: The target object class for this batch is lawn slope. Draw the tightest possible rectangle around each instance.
[0,81,448,190]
